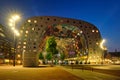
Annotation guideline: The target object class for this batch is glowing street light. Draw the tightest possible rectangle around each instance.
[9,14,20,66]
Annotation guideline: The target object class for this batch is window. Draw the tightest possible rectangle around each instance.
[38,28,40,30]
[73,21,76,23]
[60,20,63,22]
[17,45,20,48]
[96,30,98,33]
[23,46,26,48]
[34,20,37,23]
[32,27,35,30]
[33,50,36,52]
[80,30,83,33]
[92,30,95,32]
[18,42,21,44]
[47,18,49,20]
[54,19,56,21]
[23,42,26,44]
[20,30,23,33]
[41,25,43,27]
[28,20,31,23]
[67,20,69,23]
[26,31,28,33]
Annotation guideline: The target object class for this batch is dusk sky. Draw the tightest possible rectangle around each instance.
[0,0,120,52]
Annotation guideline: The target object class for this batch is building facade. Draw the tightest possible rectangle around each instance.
[0,24,12,64]
[17,16,103,66]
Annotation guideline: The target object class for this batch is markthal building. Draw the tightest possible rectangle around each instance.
[17,16,104,67]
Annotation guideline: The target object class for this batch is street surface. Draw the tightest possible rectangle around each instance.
[0,65,82,80]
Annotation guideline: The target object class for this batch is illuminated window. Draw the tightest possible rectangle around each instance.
[34,39,37,41]
[32,27,35,30]
[23,46,26,48]
[19,42,21,44]
[25,34,27,37]
[92,30,95,32]
[28,20,31,23]
[33,50,36,52]
[96,42,99,45]
[23,42,26,44]
[34,20,37,23]
[26,31,28,33]
[96,30,98,33]
[20,30,23,33]
[17,45,20,48]
[80,30,83,33]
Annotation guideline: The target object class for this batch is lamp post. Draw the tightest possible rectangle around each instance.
[9,15,20,66]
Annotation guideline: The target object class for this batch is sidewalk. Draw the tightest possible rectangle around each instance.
[60,66,120,80]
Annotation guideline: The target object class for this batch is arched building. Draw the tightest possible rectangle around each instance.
[17,16,104,66]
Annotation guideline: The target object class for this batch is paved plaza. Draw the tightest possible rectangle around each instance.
[0,65,120,80]
[0,65,82,80]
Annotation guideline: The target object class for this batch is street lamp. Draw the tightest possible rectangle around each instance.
[9,14,20,66]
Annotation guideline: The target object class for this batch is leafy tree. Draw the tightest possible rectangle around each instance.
[60,53,65,64]
[46,36,58,55]
[60,53,65,61]
[39,52,44,60]
[46,53,52,61]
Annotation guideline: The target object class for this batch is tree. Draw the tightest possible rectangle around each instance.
[45,36,58,65]
[46,53,52,61]
[39,52,44,60]
[39,52,44,64]
[46,36,58,56]
[60,53,65,64]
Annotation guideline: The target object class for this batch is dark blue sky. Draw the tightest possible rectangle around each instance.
[0,0,120,52]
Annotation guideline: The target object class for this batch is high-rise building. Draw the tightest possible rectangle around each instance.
[0,24,12,64]
[17,16,104,66]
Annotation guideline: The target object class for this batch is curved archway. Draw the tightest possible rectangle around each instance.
[17,16,103,67]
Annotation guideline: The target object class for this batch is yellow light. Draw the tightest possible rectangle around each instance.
[17,54,21,58]
[12,15,20,21]
[100,39,106,49]
[9,23,13,26]
[14,30,20,36]
[9,19,14,22]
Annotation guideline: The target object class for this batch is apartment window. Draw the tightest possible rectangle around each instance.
[67,20,69,23]
[41,25,43,27]
[26,31,28,34]
[73,21,76,23]
[18,42,21,44]
[54,19,56,21]
[23,42,26,44]
[92,30,95,32]
[17,45,20,48]
[32,27,35,30]
[34,20,37,23]
[34,46,36,48]
[33,50,36,52]
[80,30,83,33]
[60,20,63,22]
[23,46,26,48]
[38,28,40,30]
[20,30,23,33]
[28,20,31,23]
[47,18,49,20]
[96,30,98,33]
